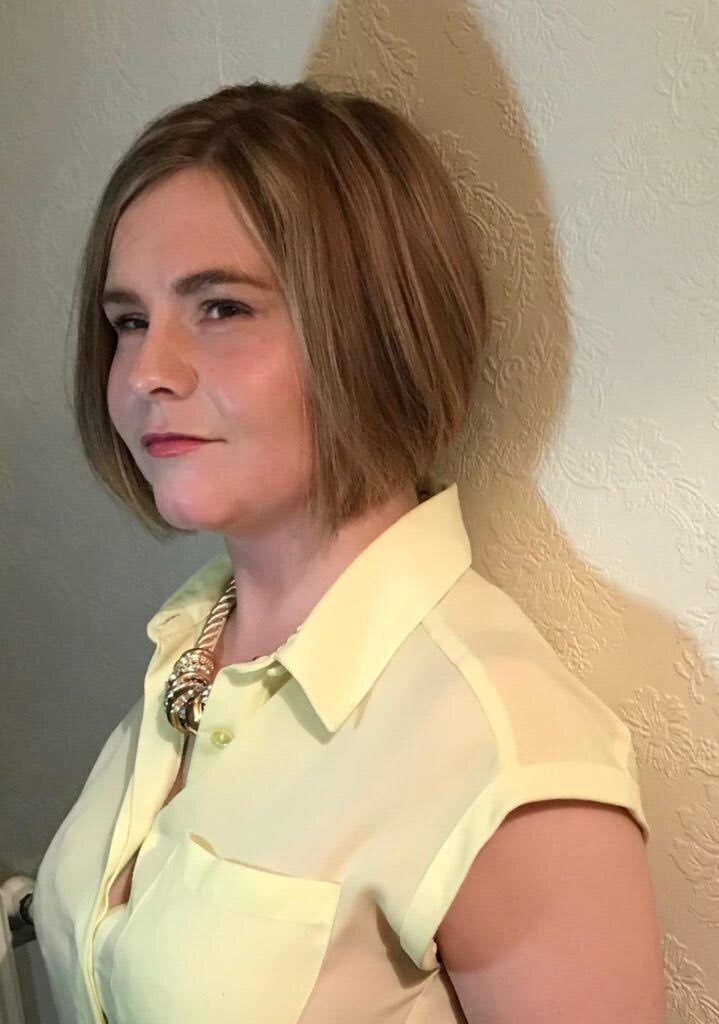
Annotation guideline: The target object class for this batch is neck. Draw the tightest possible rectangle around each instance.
[218,485,420,663]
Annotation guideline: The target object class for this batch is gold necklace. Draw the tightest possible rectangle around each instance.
[163,575,237,735]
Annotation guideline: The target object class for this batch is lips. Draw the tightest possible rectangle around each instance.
[142,432,210,447]
[145,436,214,458]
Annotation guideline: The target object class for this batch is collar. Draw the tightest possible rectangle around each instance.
[145,480,472,733]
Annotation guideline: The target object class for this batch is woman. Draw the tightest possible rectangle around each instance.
[32,80,665,1024]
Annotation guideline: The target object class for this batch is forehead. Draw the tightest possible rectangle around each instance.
[106,168,270,282]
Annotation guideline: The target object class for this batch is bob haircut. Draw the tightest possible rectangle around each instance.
[74,79,488,542]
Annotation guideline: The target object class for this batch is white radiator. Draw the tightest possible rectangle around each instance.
[0,876,35,1024]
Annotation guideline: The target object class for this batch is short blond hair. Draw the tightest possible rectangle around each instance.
[73,80,487,541]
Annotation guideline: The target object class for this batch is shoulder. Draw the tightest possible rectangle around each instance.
[420,566,638,783]
[394,568,652,976]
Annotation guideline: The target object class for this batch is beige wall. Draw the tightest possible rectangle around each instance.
[2,2,717,1020]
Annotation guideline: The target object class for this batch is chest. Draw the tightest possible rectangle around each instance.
[106,732,196,909]
[104,631,259,909]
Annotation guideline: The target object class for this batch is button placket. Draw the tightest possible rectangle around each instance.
[199,662,271,753]
[198,661,292,758]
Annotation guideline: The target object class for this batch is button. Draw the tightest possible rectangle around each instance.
[210,728,234,748]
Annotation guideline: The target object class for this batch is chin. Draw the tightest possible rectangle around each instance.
[152,493,228,534]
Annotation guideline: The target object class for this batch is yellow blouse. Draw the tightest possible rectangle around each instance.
[32,481,650,1024]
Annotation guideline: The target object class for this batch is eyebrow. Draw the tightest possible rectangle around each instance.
[101,267,274,307]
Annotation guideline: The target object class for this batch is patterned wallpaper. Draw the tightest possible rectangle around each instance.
[1,1,717,1020]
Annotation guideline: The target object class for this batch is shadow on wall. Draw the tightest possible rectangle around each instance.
[305,0,719,1017]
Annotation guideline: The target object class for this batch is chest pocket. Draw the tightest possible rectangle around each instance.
[107,831,341,1024]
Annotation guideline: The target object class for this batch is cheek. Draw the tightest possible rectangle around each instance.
[105,359,127,434]
[212,354,303,427]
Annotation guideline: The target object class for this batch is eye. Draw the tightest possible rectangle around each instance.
[201,299,254,321]
[108,299,254,335]
[109,313,146,334]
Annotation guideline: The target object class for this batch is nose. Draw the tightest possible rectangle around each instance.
[127,318,198,398]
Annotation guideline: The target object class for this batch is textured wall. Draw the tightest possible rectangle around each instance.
[2,1,717,1020]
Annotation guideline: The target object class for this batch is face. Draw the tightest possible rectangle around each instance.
[104,167,314,536]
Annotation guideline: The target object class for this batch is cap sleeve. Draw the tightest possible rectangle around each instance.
[396,644,650,973]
